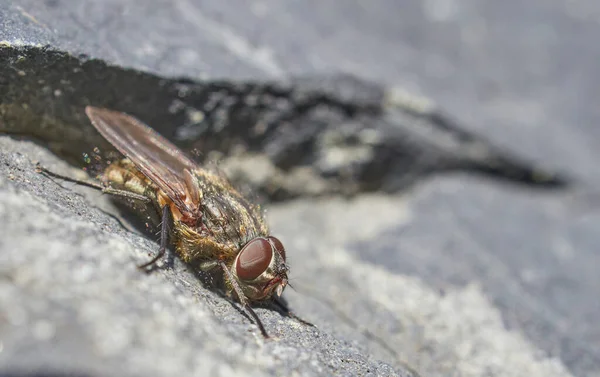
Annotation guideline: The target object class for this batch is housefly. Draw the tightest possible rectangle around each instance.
[38,106,293,337]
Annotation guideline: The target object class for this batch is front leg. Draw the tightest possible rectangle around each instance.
[219,260,269,338]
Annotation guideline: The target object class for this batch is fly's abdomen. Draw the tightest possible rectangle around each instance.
[101,158,162,225]
[102,159,157,198]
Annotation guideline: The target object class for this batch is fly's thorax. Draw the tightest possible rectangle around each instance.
[198,179,267,248]
[172,221,238,265]
[230,236,288,301]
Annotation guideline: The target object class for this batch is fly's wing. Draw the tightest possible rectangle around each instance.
[85,106,198,215]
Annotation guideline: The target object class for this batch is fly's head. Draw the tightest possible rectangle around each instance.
[232,236,288,301]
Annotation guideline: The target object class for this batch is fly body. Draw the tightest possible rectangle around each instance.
[81,106,290,336]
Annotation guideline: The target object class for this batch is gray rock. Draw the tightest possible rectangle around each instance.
[1,1,599,377]
[0,138,416,377]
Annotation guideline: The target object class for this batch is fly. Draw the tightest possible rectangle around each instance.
[37,106,302,338]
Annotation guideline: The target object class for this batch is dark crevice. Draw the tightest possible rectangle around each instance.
[0,44,572,202]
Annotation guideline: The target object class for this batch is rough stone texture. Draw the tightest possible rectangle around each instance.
[1,1,599,377]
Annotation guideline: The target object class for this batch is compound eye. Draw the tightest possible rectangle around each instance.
[267,236,286,261]
[236,238,273,280]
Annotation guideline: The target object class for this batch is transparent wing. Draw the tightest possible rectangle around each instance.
[85,106,198,214]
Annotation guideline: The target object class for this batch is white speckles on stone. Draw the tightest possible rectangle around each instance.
[72,264,95,284]
[186,108,205,124]
[385,87,435,114]
[32,320,55,341]
[3,304,28,327]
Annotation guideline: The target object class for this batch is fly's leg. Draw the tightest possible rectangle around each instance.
[36,163,150,203]
[138,205,171,270]
[219,260,269,338]
[272,296,316,328]
[36,163,170,269]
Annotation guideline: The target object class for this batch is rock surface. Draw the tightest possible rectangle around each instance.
[1,1,599,377]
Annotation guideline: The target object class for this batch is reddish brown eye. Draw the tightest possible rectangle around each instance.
[236,238,272,280]
[268,236,286,261]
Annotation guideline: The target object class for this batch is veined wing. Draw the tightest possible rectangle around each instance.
[85,106,199,215]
